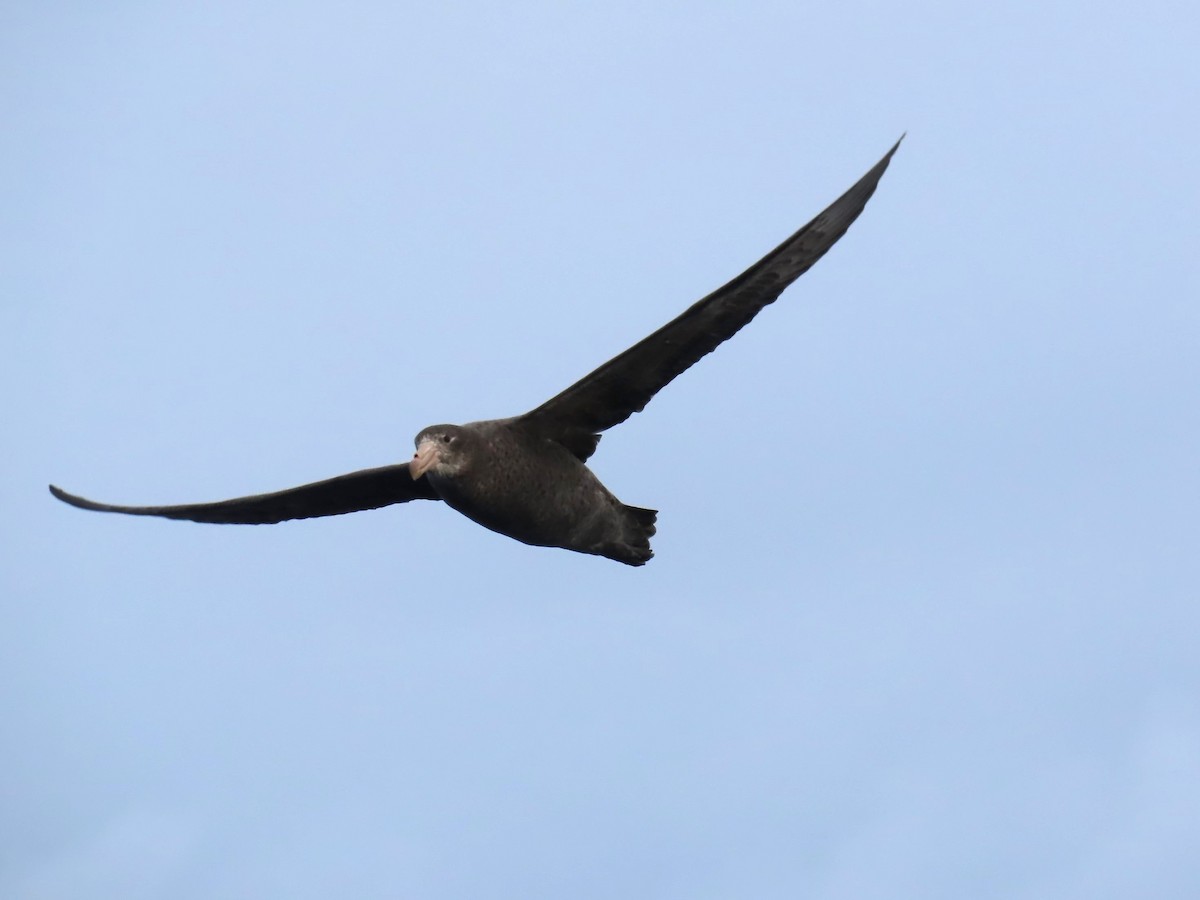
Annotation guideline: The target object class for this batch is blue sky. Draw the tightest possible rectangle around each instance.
[3,2,1198,898]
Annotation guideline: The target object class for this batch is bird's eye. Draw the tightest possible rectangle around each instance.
[442,435,452,444]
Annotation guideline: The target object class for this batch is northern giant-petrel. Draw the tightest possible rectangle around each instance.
[50,139,901,565]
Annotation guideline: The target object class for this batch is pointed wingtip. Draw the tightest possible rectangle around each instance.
[49,483,108,513]
[852,135,903,192]
[50,483,80,505]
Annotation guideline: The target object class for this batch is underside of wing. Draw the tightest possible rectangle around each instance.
[49,463,440,525]
[519,138,902,446]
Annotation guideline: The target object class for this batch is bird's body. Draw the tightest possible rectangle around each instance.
[415,420,656,565]
[51,139,902,565]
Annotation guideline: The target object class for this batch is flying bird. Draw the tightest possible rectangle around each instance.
[50,139,901,565]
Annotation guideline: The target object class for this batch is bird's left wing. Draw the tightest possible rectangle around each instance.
[518,138,901,455]
[49,463,440,525]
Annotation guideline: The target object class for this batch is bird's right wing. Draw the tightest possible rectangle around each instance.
[518,138,901,454]
[49,463,440,525]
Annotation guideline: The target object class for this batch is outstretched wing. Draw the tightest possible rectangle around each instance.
[49,463,440,525]
[519,138,901,450]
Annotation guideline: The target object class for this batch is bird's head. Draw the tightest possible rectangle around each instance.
[410,424,471,479]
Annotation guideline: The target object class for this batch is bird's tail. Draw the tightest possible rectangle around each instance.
[601,504,657,566]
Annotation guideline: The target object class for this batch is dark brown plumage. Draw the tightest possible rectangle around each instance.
[50,139,901,565]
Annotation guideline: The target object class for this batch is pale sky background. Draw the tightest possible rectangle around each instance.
[3,2,1199,898]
